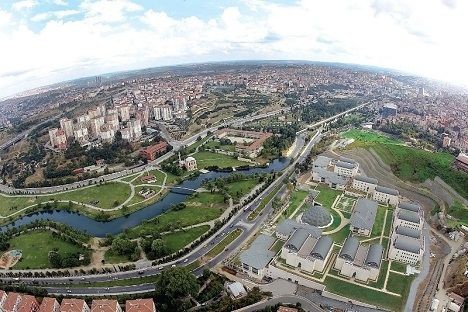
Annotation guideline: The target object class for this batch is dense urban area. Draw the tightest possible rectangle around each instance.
[0,62,466,312]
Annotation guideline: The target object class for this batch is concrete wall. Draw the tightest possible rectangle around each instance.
[265,265,326,291]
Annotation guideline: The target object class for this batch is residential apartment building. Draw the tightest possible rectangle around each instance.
[18,295,39,312]
[2,292,22,312]
[334,159,359,177]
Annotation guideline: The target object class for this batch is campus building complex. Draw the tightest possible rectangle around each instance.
[334,236,383,282]
[215,128,272,158]
[349,198,378,236]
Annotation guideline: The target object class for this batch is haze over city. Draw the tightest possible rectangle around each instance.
[1,0,468,97]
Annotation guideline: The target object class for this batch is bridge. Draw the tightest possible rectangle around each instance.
[163,186,203,195]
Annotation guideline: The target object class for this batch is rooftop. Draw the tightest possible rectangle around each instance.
[125,299,155,312]
[397,209,420,224]
[350,198,378,230]
[239,234,276,270]
[375,185,399,196]
[398,202,421,213]
[301,205,332,227]
[313,155,332,168]
[339,236,360,261]
[60,299,88,312]
[335,160,357,169]
[354,175,378,185]
[395,225,421,239]
[394,235,420,254]
[91,300,119,312]
[275,219,322,239]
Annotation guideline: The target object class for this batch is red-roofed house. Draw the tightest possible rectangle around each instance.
[125,299,156,312]
[0,290,8,309]
[90,300,121,312]
[140,142,168,161]
[18,295,39,312]
[2,292,22,312]
[60,299,90,312]
[38,298,60,312]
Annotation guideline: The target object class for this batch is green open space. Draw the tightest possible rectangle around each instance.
[370,207,387,238]
[367,260,389,289]
[225,178,260,202]
[344,129,468,198]
[9,230,88,269]
[120,173,141,183]
[0,182,131,217]
[127,185,162,206]
[205,228,242,259]
[447,201,468,226]
[122,192,226,239]
[324,276,404,311]
[314,185,341,208]
[386,272,414,307]
[328,224,350,245]
[203,140,236,152]
[186,135,211,153]
[270,240,284,254]
[104,249,132,264]
[192,151,249,169]
[384,209,393,236]
[248,183,283,221]
[283,189,309,219]
[322,208,342,232]
[334,196,356,212]
[162,225,210,253]
[390,261,407,273]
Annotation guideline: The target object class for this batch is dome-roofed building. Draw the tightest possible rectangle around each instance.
[301,205,332,228]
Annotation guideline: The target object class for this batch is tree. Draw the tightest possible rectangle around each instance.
[48,251,62,268]
[151,239,169,258]
[155,267,199,301]
[111,238,137,256]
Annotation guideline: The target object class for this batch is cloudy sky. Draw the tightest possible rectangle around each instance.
[0,0,466,97]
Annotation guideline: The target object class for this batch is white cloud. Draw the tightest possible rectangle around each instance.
[31,10,80,22]
[51,0,68,5]
[0,0,467,97]
[12,0,38,11]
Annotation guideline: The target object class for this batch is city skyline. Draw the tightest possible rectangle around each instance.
[0,0,468,98]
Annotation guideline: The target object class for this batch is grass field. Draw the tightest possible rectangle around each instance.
[192,151,249,169]
[9,230,87,269]
[390,261,407,273]
[323,208,341,232]
[314,185,341,208]
[344,129,468,198]
[205,228,242,259]
[447,201,468,226]
[370,207,387,238]
[324,276,404,311]
[386,272,413,306]
[329,224,350,244]
[384,209,393,236]
[226,178,260,202]
[283,190,309,219]
[0,182,131,216]
[123,192,226,239]
[162,225,210,253]
[104,249,132,264]
[334,196,356,212]
[127,185,162,206]
[204,140,236,152]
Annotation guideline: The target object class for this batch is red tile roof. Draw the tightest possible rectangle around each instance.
[125,299,155,312]
[60,299,88,312]
[18,295,39,312]
[91,300,119,312]
[3,292,22,312]
[39,298,59,312]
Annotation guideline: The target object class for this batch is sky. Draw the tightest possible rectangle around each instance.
[0,0,467,97]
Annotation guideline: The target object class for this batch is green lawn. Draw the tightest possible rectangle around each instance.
[270,240,284,254]
[186,135,211,153]
[324,276,404,311]
[283,190,309,219]
[123,192,226,239]
[140,169,167,185]
[384,209,393,236]
[344,129,467,198]
[323,208,341,232]
[315,185,341,208]
[226,178,260,202]
[386,272,414,303]
[120,173,141,183]
[205,228,242,259]
[390,261,407,273]
[192,151,249,169]
[343,129,402,145]
[335,196,356,212]
[329,224,350,245]
[162,225,210,253]
[370,207,387,238]
[9,230,87,269]
[104,249,132,264]
[127,185,162,206]
[447,201,468,226]
[204,140,236,152]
